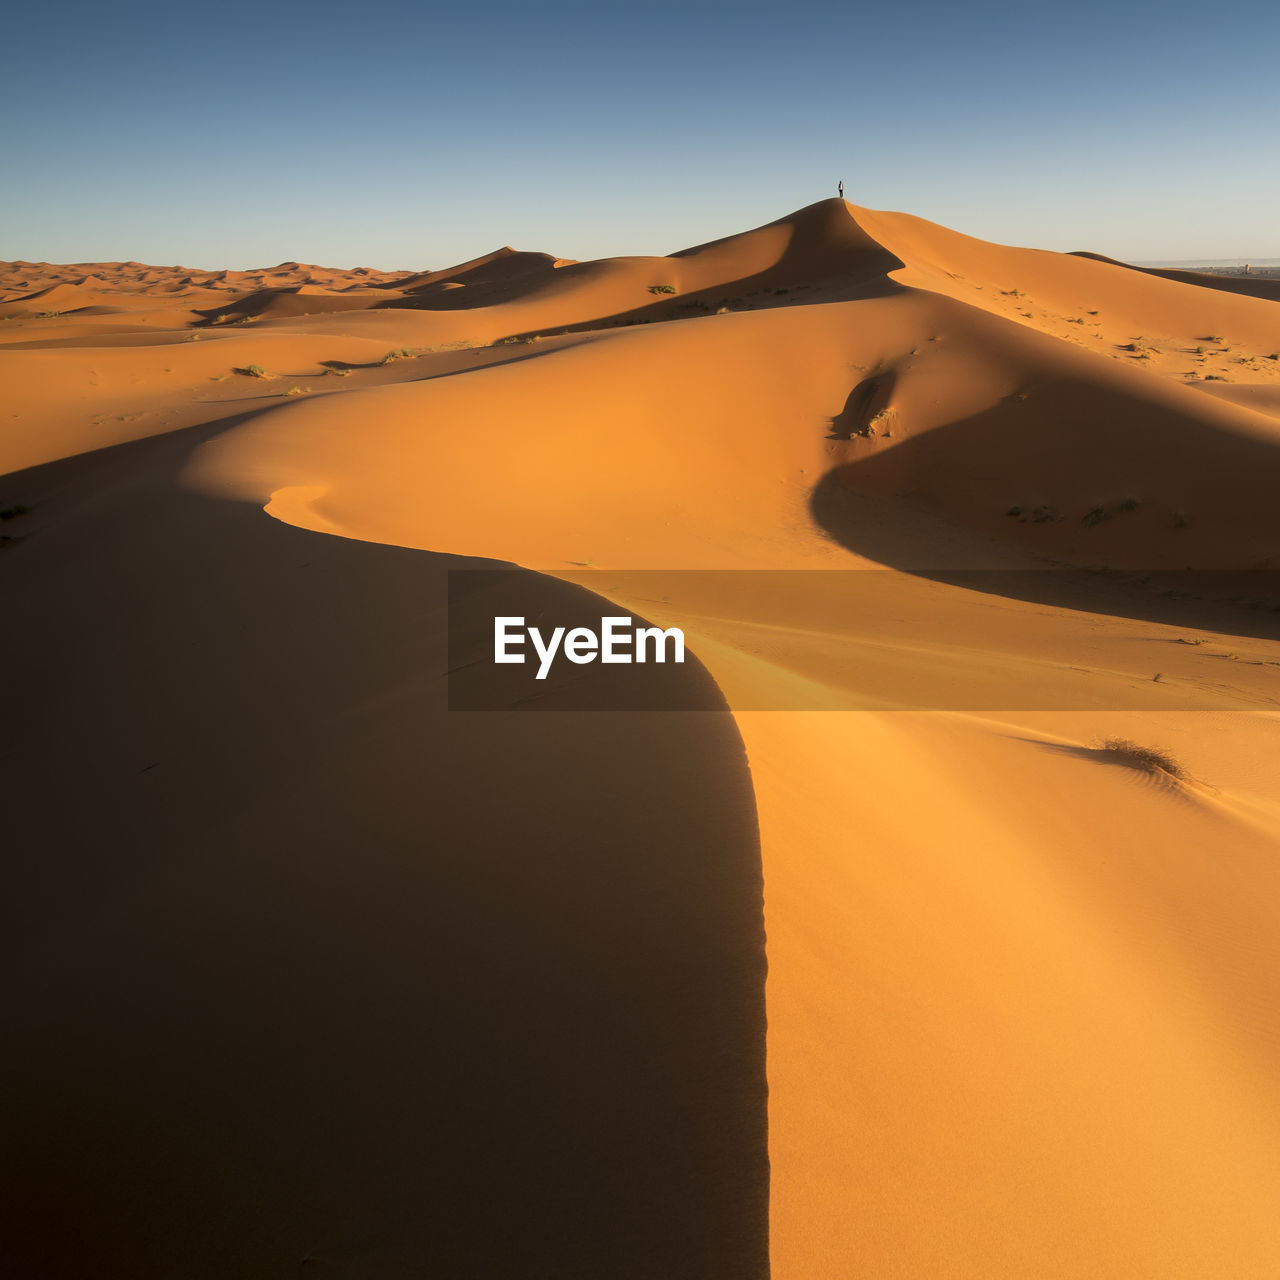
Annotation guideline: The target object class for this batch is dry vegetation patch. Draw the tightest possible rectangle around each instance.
[1096,737,1187,781]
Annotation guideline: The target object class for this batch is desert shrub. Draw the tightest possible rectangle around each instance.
[856,407,896,438]
[1096,737,1186,780]
[648,284,676,295]
[238,364,268,378]
[379,348,414,364]
[282,385,308,396]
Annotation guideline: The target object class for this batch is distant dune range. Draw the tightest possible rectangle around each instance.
[3,201,1280,1277]
[1070,250,1280,302]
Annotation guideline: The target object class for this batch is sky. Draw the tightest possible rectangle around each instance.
[4,0,1278,270]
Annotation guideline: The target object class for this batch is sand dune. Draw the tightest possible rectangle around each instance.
[1073,250,1280,302]
[1,432,768,1277]
[3,199,1279,1277]
[393,246,570,293]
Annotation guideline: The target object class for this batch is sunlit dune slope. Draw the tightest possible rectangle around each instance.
[190,266,1280,572]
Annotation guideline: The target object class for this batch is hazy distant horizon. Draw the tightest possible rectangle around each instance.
[7,237,1280,278]
[1136,257,1280,269]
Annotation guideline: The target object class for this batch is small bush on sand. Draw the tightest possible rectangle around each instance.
[379,348,414,364]
[281,384,308,396]
[648,284,677,295]
[238,364,269,378]
[1096,738,1187,780]
[860,407,896,438]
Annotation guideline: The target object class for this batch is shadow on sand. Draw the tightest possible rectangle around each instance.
[808,377,1280,642]
[0,425,770,1278]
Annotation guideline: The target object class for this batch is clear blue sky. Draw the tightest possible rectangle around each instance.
[5,0,1277,269]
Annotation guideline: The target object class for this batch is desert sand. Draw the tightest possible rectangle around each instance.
[3,199,1280,1277]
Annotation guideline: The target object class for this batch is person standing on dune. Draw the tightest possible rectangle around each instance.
[838,180,844,199]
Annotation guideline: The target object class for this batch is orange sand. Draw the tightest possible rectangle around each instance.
[4,201,1280,1277]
